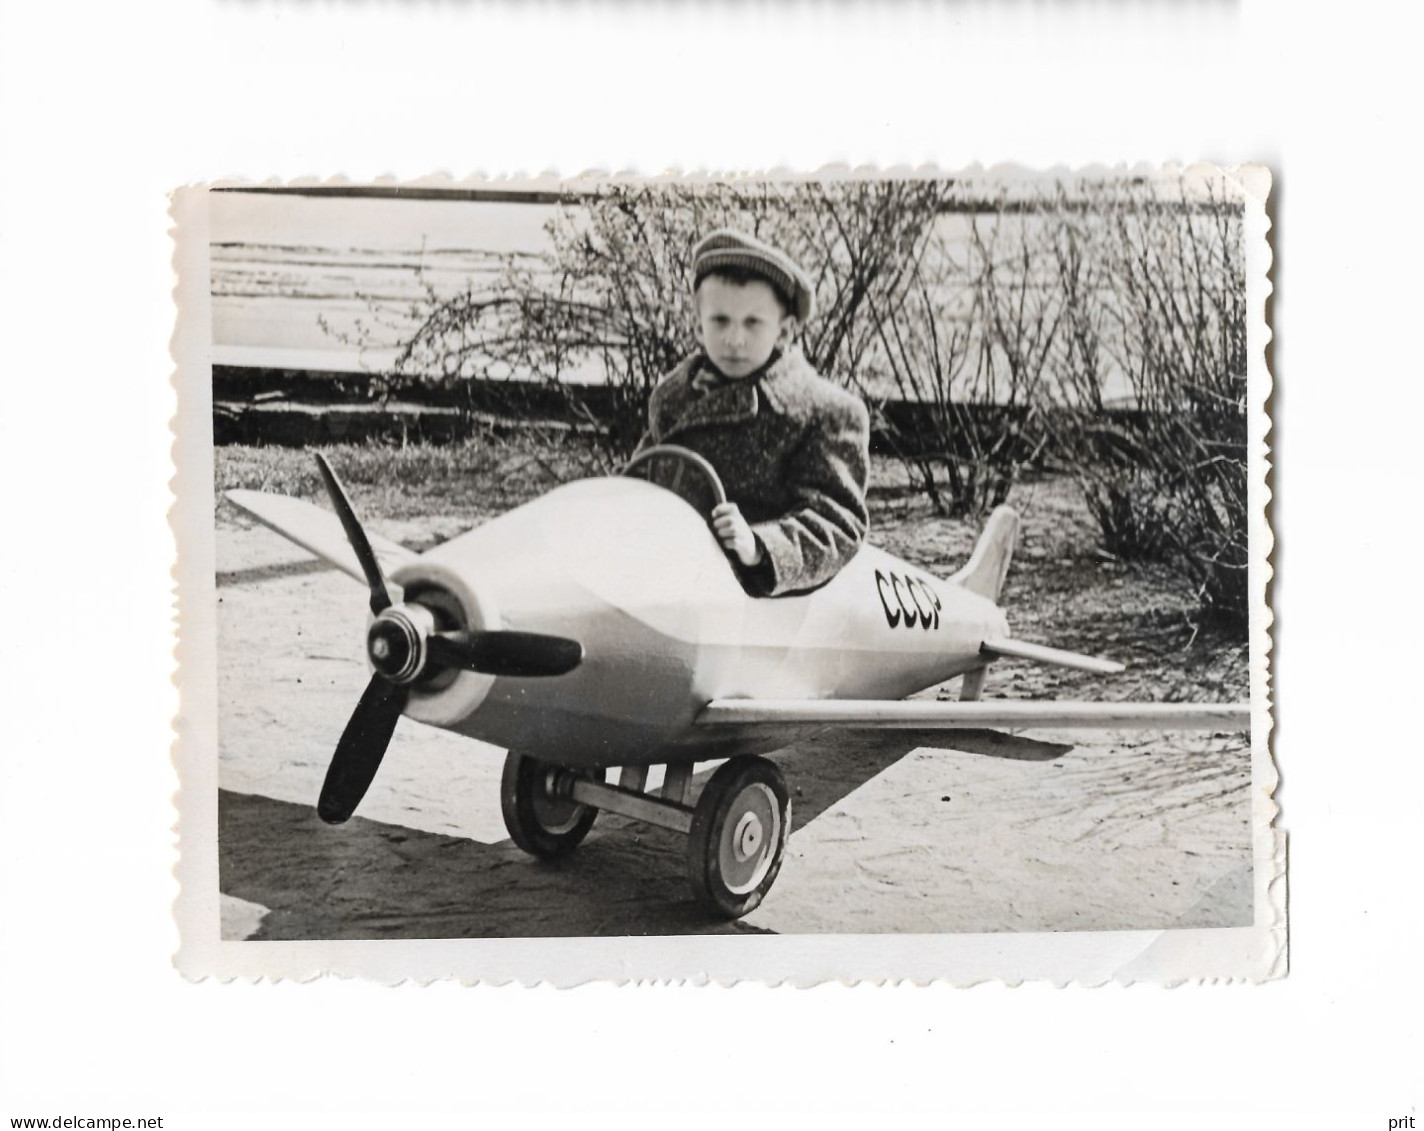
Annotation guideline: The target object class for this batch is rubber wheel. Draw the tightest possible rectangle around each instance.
[500,752,598,859]
[687,756,791,919]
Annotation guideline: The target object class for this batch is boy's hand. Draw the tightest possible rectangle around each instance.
[710,502,764,567]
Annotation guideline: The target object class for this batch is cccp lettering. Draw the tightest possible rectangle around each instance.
[875,570,942,632]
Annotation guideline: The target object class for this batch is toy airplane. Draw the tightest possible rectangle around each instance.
[226,446,1250,919]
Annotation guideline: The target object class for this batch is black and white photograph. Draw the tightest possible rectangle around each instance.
[15,0,1424,1124]
[175,169,1276,981]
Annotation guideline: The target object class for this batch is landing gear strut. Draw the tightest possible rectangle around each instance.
[498,751,792,919]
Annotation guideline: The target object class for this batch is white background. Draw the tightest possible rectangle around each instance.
[1,1,1419,1125]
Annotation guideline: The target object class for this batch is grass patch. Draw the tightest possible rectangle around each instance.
[216,432,606,525]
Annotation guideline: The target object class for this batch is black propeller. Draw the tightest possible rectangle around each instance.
[317,674,408,824]
[427,630,584,678]
[311,453,584,825]
[315,453,392,615]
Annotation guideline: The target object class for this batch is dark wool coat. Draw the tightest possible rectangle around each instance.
[639,348,870,596]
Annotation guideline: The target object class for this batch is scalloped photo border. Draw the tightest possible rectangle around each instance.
[171,165,1279,986]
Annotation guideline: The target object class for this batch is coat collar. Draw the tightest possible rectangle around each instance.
[656,347,810,439]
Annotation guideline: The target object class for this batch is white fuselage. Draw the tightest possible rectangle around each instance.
[389,478,1009,768]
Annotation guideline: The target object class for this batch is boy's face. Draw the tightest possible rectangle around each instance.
[694,275,796,379]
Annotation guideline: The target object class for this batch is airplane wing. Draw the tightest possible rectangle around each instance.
[697,698,1251,730]
[225,489,417,585]
[979,637,1125,675]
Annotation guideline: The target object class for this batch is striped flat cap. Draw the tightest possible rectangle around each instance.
[691,228,816,324]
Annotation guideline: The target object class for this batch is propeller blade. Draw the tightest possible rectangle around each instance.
[314,452,392,614]
[427,630,584,678]
[317,674,409,824]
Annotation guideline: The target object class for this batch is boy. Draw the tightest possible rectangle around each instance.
[638,229,870,597]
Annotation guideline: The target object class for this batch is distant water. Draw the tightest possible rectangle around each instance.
[211,192,572,375]
[209,190,1140,402]
[211,240,529,373]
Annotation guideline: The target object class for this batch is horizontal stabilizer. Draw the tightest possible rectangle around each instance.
[980,637,1125,675]
[697,698,1250,731]
[226,489,416,586]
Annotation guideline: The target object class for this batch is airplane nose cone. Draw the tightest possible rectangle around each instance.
[366,604,434,683]
[368,618,413,679]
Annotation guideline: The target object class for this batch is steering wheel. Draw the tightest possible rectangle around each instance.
[621,444,728,517]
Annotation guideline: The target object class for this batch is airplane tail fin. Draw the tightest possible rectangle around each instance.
[949,506,1020,601]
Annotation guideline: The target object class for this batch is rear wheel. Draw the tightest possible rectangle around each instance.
[500,752,598,858]
[686,757,790,919]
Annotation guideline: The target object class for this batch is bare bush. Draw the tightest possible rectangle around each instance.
[855,207,1062,516]
[335,182,1057,517]
[1046,178,1249,622]
[365,181,951,462]
[321,176,1250,623]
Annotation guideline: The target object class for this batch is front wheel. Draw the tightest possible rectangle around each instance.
[686,757,791,919]
[500,752,598,859]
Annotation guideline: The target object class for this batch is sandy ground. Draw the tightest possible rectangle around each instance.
[213,495,1253,940]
